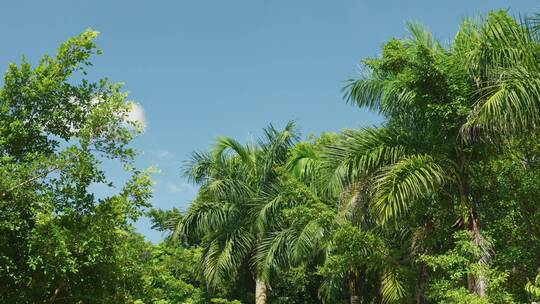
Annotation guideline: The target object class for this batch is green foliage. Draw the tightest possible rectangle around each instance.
[176,12,540,303]
[525,271,540,301]
[133,244,206,304]
[209,298,242,304]
[0,29,153,303]
[4,8,540,304]
[420,231,514,303]
[267,265,320,304]
[318,222,406,303]
[179,122,308,304]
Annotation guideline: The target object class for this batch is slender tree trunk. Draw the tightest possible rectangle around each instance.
[466,270,474,294]
[348,277,360,304]
[457,169,487,298]
[469,209,487,297]
[255,278,268,304]
[415,262,429,304]
[48,281,66,304]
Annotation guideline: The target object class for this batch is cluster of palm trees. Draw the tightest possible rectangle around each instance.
[177,11,540,304]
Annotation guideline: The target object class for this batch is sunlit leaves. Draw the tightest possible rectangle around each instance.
[374,155,445,223]
[180,122,300,287]
[462,11,540,137]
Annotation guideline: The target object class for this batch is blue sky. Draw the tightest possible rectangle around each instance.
[1,0,538,242]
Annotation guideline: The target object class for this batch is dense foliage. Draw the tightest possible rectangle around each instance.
[2,9,540,304]
[178,11,540,304]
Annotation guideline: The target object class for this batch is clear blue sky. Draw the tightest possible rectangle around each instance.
[1,1,538,242]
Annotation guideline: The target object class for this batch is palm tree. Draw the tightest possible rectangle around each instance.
[179,122,298,304]
[460,12,540,136]
[322,127,476,300]
[281,136,407,303]
[328,20,498,298]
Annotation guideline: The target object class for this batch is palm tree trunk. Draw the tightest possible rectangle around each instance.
[458,172,487,298]
[348,277,360,304]
[469,209,486,297]
[255,278,268,304]
[415,262,429,304]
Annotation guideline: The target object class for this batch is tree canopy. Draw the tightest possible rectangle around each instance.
[3,9,540,304]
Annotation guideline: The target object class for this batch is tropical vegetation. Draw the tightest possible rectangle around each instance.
[2,8,540,304]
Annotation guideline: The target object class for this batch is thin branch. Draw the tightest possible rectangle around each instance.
[0,149,86,198]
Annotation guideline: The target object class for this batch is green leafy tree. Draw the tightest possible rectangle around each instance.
[134,244,207,304]
[317,223,406,304]
[420,231,514,304]
[0,30,153,303]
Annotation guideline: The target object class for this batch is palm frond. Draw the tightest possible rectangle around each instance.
[323,127,409,195]
[259,121,299,181]
[476,12,538,74]
[212,136,255,169]
[183,151,213,184]
[180,200,238,238]
[286,141,321,183]
[344,76,385,111]
[255,229,292,281]
[463,67,540,137]
[374,154,445,223]
[254,191,286,232]
[337,179,372,225]
[201,228,255,286]
[201,175,253,203]
[289,219,327,263]
[380,266,407,304]
[405,21,442,50]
